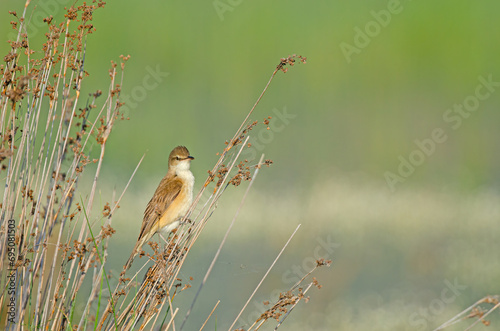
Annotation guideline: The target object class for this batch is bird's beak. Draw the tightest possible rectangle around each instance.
[187,155,195,160]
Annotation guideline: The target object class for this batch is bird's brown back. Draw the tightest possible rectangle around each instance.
[136,173,184,244]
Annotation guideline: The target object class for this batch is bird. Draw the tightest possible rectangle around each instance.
[122,146,195,272]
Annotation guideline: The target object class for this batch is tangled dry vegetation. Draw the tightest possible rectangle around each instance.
[0,1,330,330]
[1,2,498,331]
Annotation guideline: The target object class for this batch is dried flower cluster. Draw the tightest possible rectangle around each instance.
[435,295,500,330]
[277,54,307,73]
[466,296,499,327]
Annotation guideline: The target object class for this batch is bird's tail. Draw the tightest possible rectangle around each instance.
[121,234,149,274]
[122,251,136,273]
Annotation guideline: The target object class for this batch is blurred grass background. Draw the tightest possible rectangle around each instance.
[1,0,499,329]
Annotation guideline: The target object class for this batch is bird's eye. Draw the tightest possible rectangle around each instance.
[176,156,180,160]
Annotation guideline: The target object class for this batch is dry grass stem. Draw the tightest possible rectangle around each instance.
[433,295,500,331]
[199,300,220,331]
[228,224,302,331]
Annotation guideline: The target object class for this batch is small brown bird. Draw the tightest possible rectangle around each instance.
[123,146,195,271]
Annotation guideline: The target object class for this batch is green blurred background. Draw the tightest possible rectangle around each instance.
[1,0,499,329]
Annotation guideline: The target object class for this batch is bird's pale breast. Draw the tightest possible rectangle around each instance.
[157,169,194,235]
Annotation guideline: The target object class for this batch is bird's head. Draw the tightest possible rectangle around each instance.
[168,146,194,171]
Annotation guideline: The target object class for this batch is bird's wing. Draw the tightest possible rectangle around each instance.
[136,174,183,244]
